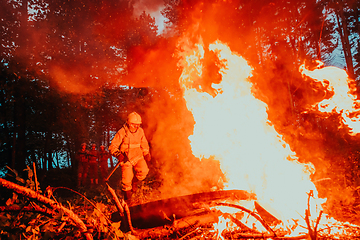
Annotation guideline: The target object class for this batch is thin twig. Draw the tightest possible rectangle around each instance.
[52,186,112,225]
[178,227,201,240]
[314,210,323,236]
[32,162,38,192]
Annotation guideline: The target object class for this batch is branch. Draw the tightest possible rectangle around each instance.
[214,202,275,235]
[105,183,136,234]
[0,178,93,240]
[0,204,55,218]
[233,233,308,239]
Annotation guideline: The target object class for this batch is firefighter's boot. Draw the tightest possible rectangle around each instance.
[132,180,143,194]
[95,179,99,185]
[124,190,132,204]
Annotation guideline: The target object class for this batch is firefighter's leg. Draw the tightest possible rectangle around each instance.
[133,159,149,195]
[77,163,83,187]
[134,159,149,182]
[101,163,108,184]
[121,162,134,201]
[89,164,96,185]
[83,165,88,186]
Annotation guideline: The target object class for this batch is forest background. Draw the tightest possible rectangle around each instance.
[2,0,360,219]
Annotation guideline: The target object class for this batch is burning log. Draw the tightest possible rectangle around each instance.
[108,190,255,238]
[215,202,276,234]
[135,211,220,239]
[230,233,308,239]
[131,197,312,240]
[122,189,255,229]
[254,201,282,226]
[222,213,258,233]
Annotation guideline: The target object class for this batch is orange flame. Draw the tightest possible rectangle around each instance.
[300,60,360,135]
[176,37,326,234]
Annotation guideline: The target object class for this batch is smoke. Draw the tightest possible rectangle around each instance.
[143,89,225,197]
[133,0,166,34]
[5,0,360,208]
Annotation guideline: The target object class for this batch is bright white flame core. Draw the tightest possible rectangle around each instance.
[177,40,321,225]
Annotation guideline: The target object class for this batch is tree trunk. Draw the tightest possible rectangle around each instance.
[65,135,74,169]
[44,131,50,170]
[107,127,113,167]
[335,3,355,79]
[12,84,27,174]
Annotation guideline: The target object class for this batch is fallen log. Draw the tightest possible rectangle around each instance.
[231,232,308,239]
[117,190,255,229]
[0,204,55,218]
[135,210,221,239]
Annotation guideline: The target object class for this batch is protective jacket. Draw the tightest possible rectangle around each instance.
[109,124,149,166]
[77,149,88,163]
[99,150,110,162]
[88,149,99,163]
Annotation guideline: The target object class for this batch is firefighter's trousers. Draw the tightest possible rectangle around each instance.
[121,159,149,191]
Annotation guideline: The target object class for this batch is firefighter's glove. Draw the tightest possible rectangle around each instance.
[144,153,151,162]
[114,151,125,162]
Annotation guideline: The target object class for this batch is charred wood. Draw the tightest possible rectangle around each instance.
[135,211,220,239]
[128,190,255,229]
[231,232,308,239]
[254,201,282,226]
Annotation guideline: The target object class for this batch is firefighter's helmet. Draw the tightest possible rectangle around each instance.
[81,143,87,147]
[127,112,142,124]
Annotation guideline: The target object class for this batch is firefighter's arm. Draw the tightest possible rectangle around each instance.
[140,129,151,161]
[109,129,125,161]
[144,152,151,162]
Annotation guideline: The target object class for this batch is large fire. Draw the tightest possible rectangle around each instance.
[176,36,359,237]
[300,60,360,135]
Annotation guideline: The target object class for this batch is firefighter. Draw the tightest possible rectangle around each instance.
[76,143,88,187]
[88,143,99,185]
[99,145,110,184]
[109,112,151,202]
